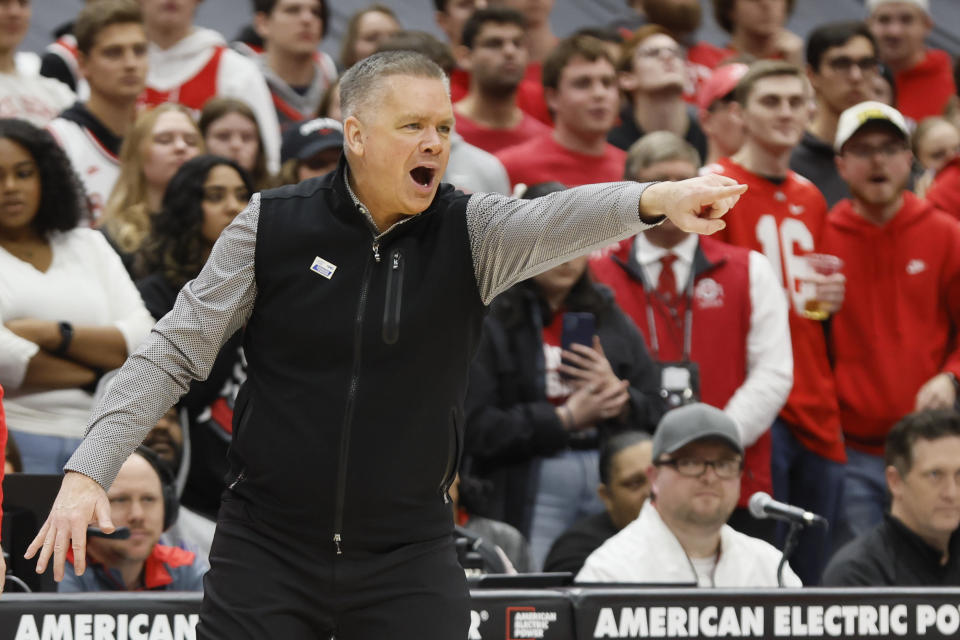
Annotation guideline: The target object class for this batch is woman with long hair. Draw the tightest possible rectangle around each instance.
[135,155,253,518]
[99,104,203,269]
[199,98,272,191]
[0,119,154,473]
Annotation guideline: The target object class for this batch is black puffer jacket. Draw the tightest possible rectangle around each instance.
[464,279,662,535]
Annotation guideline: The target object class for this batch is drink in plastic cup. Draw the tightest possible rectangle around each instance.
[802,253,843,321]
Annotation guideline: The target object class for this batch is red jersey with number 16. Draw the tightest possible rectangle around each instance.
[706,158,844,462]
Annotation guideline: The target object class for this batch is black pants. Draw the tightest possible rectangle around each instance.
[197,495,470,640]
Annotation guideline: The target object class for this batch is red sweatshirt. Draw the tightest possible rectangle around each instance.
[894,49,956,122]
[926,157,960,221]
[822,193,960,455]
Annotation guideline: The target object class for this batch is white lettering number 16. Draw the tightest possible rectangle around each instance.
[755,214,814,315]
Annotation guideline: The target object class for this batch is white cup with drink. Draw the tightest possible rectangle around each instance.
[801,253,843,321]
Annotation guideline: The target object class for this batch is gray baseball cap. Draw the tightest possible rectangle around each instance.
[652,403,744,460]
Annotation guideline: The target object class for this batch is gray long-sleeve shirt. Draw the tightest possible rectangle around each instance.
[66,175,655,490]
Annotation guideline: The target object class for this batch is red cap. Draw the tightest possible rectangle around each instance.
[697,63,749,112]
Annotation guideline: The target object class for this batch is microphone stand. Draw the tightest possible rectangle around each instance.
[777,520,803,588]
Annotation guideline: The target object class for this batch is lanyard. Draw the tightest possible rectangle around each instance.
[643,258,695,361]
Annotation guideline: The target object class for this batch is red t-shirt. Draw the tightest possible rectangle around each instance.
[541,310,573,405]
[822,194,960,455]
[455,110,552,155]
[707,158,845,462]
[496,134,627,188]
[895,49,956,122]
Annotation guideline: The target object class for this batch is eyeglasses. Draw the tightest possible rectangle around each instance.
[654,456,743,479]
[636,46,683,61]
[843,142,908,159]
[825,56,879,75]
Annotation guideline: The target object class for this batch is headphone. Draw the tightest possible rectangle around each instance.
[134,445,180,531]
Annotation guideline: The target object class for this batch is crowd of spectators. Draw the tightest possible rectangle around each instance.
[1,0,960,595]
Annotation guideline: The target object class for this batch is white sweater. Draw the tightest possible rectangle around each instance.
[576,501,802,587]
[0,70,75,127]
[0,229,155,438]
[146,27,281,173]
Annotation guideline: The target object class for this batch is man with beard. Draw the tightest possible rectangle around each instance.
[58,446,207,592]
[453,7,550,154]
[609,25,707,160]
[641,0,729,103]
[576,403,800,586]
[712,0,802,66]
[497,35,625,187]
[790,22,880,208]
[144,408,216,561]
[821,101,960,545]
[867,0,955,121]
[707,60,846,586]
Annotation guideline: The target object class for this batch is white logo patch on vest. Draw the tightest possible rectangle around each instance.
[906,259,926,275]
[695,278,725,309]
[310,256,337,279]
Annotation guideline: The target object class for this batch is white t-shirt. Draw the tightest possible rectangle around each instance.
[0,228,155,438]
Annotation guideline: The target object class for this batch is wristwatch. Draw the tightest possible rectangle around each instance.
[52,321,73,357]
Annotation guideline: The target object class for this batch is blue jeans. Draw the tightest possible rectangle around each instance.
[10,431,84,474]
[529,448,604,571]
[836,446,887,548]
[770,419,845,585]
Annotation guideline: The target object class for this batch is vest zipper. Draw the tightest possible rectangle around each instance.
[383,249,404,344]
[332,252,376,555]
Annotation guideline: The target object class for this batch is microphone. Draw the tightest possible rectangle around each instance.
[87,526,131,540]
[748,492,827,527]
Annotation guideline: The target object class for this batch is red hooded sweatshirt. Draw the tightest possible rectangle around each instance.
[822,193,960,455]
[926,157,960,222]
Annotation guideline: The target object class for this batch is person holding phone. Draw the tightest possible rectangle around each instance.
[464,182,664,569]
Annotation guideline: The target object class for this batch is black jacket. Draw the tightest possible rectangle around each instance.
[543,510,618,575]
[464,280,662,535]
[822,513,960,586]
[789,131,849,208]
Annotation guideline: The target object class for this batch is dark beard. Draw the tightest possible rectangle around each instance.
[643,0,702,35]
[479,77,522,100]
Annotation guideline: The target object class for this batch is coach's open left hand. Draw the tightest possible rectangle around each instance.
[638,173,747,235]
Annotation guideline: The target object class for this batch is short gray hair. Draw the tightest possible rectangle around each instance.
[339,50,450,120]
[624,131,702,180]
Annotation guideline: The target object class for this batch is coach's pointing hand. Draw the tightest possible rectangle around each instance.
[639,174,748,235]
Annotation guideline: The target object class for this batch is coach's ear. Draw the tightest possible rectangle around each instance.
[343,115,364,158]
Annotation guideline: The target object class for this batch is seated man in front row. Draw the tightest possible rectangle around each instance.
[59,447,206,592]
[823,409,960,586]
[576,403,800,586]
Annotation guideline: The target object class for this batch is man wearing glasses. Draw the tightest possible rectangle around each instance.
[821,101,960,547]
[791,21,880,208]
[575,403,801,586]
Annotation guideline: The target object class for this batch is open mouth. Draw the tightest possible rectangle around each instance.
[869,175,889,184]
[410,166,436,188]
